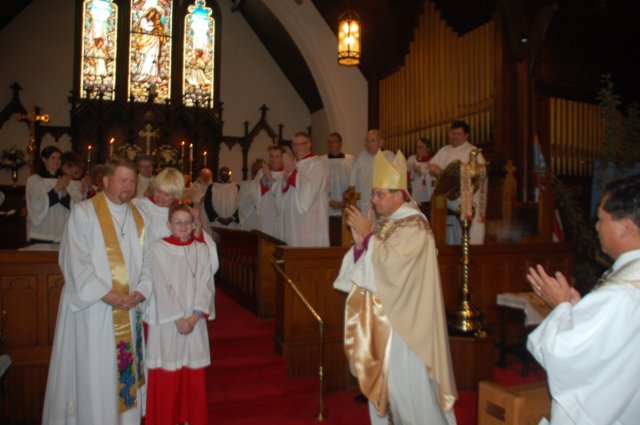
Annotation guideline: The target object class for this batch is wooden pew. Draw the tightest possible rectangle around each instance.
[214,228,284,319]
[0,250,62,423]
[272,242,572,390]
[272,246,351,390]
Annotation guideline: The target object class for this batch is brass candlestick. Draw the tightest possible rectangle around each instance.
[447,215,486,337]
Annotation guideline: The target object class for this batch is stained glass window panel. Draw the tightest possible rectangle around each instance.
[80,0,118,100]
[128,0,172,103]
[183,0,215,107]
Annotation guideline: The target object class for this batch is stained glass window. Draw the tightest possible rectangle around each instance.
[128,0,173,103]
[183,0,215,107]
[80,0,118,100]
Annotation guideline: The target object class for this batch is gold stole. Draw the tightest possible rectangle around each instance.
[92,192,145,413]
[344,287,392,415]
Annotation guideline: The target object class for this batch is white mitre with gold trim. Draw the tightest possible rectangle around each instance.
[372,150,407,190]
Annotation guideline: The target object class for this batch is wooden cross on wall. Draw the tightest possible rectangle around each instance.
[16,102,50,174]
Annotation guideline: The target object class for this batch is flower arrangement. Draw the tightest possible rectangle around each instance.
[0,146,27,171]
[115,143,143,161]
[153,144,180,169]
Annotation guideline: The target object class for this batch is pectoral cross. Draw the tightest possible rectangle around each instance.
[138,123,159,156]
[341,185,361,247]
[16,102,50,174]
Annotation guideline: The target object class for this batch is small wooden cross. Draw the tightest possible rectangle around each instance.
[341,185,361,247]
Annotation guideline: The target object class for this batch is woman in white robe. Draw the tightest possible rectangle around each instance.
[26,146,71,242]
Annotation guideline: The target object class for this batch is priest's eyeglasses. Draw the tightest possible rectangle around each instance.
[171,220,194,226]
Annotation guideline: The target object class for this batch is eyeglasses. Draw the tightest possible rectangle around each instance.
[171,220,194,226]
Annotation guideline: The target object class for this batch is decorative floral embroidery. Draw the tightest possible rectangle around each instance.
[116,340,136,408]
[134,307,145,386]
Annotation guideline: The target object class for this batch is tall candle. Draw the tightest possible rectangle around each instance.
[181,141,185,160]
[203,150,208,167]
[189,143,193,161]
[87,145,92,162]
[109,138,114,159]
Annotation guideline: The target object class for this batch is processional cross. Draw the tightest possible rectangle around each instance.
[138,123,160,156]
[16,102,50,174]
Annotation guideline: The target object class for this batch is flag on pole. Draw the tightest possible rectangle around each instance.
[533,137,565,242]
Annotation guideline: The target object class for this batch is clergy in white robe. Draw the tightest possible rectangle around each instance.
[253,146,286,240]
[407,137,435,208]
[428,121,486,245]
[201,167,239,230]
[187,168,213,204]
[135,156,154,199]
[350,130,395,219]
[322,132,354,216]
[26,146,70,242]
[142,204,217,425]
[43,158,148,425]
[334,151,457,425]
[526,174,640,425]
[280,132,329,247]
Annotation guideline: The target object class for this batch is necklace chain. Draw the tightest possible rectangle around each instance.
[184,245,197,279]
[112,205,130,239]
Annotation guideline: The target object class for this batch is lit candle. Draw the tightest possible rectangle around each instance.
[189,143,193,161]
[87,145,92,162]
[203,150,207,167]
[109,138,114,159]
[181,141,185,160]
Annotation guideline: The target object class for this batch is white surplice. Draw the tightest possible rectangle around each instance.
[350,150,395,219]
[322,153,354,216]
[201,182,239,230]
[237,179,258,230]
[429,141,486,244]
[26,174,69,242]
[407,155,434,203]
[279,155,329,247]
[252,169,285,240]
[43,197,147,425]
[527,251,640,425]
[187,180,208,204]
[144,238,216,371]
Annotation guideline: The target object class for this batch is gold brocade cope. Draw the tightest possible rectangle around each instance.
[92,192,146,413]
[344,286,392,416]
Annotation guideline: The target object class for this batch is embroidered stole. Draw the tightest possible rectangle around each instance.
[92,193,146,412]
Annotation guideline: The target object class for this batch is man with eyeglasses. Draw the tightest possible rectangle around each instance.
[335,151,457,425]
[279,131,329,246]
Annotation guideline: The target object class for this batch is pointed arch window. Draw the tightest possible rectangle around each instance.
[80,0,118,100]
[128,0,173,103]
[183,0,215,107]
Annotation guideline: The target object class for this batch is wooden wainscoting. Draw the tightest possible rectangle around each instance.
[0,250,62,424]
[272,242,572,391]
[273,246,352,391]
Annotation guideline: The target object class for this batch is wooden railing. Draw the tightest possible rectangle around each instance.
[214,228,284,319]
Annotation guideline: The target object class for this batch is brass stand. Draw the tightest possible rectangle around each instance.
[447,217,486,337]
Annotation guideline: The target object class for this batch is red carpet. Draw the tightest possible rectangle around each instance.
[206,290,546,424]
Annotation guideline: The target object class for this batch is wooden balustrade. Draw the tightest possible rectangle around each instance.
[214,228,284,319]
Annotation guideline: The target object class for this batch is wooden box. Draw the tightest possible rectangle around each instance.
[478,380,551,425]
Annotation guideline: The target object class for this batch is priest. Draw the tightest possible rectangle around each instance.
[201,166,239,231]
[350,129,394,219]
[334,150,457,425]
[526,174,640,425]
[280,132,329,246]
[43,157,149,425]
[427,120,487,244]
[253,145,286,240]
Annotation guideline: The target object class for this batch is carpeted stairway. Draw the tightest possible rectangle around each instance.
[205,290,545,425]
